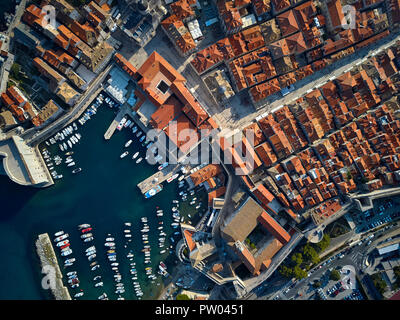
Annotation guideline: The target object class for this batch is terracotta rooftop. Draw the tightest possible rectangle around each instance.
[255,141,278,166]
[269,32,307,58]
[271,0,290,12]
[170,0,196,20]
[277,10,299,37]
[243,122,266,146]
[250,78,281,101]
[22,4,45,28]
[163,114,199,153]
[149,95,183,130]
[327,0,345,29]
[252,0,271,16]
[217,0,243,32]
[208,186,227,206]
[293,1,317,28]
[136,51,186,107]
[33,57,64,84]
[229,47,276,90]
[162,15,196,55]
[114,53,137,78]
[258,211,291,244]
[189,164,223,187]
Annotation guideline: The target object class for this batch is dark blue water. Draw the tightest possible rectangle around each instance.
[0,0,15,31]
[0,96,206,299]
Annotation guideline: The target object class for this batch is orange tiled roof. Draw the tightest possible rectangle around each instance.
[255,141,278,166]
[88,12,101,27]
[217,0,243,32]
[253,183,275,208]
[241,136,262,169]
[208,186,227,206]
[183,229,196,251]
[252,0,271,16]
[162,15,196,54]
[150,95,183,129]
[114,53,137,78]
[163,114,199,153]
[277,10,299,37]
[136,51,186,106]
[258,211,291,244]
[69,21,97,45]
[189,164,222,186]
[269,32,307,58]
[7,86,25,105]
[1,92,13,107]
[170,0,195,20]
[244,122,266,146]
[250,78,281,101]
[293,1,317,28]
[271,0,290,12]
[327,0,344,29]
[22,4,45,28]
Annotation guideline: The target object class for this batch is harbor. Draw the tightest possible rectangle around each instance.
[0,91,208,299]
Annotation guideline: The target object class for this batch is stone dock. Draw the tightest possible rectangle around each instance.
[104,103,141,140]
[137,164,179,195]
[35,233,71,300]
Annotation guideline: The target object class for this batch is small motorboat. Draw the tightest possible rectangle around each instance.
[125,139,132,147]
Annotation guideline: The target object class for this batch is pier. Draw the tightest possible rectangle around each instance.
[104,104,129,140]
[137,164,179,195]
[35,233,71,300]
[104,103,141,140]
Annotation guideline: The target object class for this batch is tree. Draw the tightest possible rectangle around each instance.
[291,253,303,266]
[293,265,307,280]
[330,270,341,281]
[346,170,353,181]
[279,265,293,278]
[371,273,387,295]
[10,63,21,80]
[316,234,331,253]
[313,281,322,288]
[303,243,320,264]
[176,294,191,300]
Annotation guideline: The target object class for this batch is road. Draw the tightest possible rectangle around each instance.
[0,0,26,94]
[6,0,27,38]
[22,63,113,146]
[254,221,400,300]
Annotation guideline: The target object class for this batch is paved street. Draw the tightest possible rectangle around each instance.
[22,63,113,146]
[251,220,400,300]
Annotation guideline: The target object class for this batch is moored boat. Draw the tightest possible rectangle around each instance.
[125,139,132,147]
[144,185,163,199]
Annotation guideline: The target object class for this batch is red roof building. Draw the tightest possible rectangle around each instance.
[277,10,299,37]
[257,211,291,244]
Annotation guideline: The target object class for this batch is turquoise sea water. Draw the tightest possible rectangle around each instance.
[0,96,205,299]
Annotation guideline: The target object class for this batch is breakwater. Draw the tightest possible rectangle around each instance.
[35,233,71,300]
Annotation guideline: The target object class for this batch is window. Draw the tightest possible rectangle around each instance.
[157,80,169,94]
